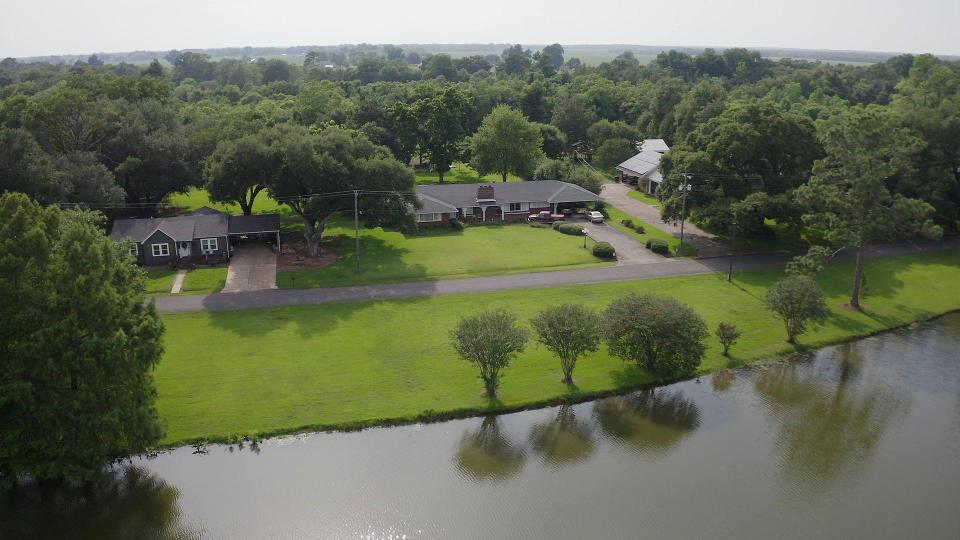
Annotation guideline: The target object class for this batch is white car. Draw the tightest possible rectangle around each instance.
[587,211,605,224]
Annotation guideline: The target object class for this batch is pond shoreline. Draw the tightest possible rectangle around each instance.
[153,306,960,452]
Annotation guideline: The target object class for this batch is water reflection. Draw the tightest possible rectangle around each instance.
[711,369,735,393]
[528,405,595,467]
[454,416,526,482]
[0,466,196,540]
[755,349,910,495]
[592,389,701,456]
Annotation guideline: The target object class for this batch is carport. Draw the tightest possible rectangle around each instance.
[227,214,282,255]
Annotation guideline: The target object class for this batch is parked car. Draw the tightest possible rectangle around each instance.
[528,210,565,223]
[587,211,605,223]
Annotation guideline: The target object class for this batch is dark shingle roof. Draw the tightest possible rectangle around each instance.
[413,180,598,212]
[228,214,281,234]
[110,212,277,242]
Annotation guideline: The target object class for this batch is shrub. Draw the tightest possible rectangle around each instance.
[765,275,830,344]
[592,241,615,258]
[715,322,742,355]
[449,218,465,231]
[529,222,549,229]
[557,223,584,235]
[450,309,528,397]
[620,219,634,228]
[602,294,708,377]
[530,304,602,382]
[646,238,669,255]
[551,221,563,231]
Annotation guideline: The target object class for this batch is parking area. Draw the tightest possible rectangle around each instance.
[221,244,277,293]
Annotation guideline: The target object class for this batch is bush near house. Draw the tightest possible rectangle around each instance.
[557,223,584,235]
[646,238,670,254]
[592,241,616,258]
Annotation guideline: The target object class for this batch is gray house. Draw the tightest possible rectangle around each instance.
[616,139,670,195]
[110,207,280,266]
[413,180,600,224]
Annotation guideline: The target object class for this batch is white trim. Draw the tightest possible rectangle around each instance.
[128,243,138,257]
[462,207,474,216]
[151,243,170,257]
[200,238,219,253]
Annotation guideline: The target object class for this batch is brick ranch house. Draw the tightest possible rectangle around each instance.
[109,207,281,266]
[615,138,670,195]
[412,180,600,225]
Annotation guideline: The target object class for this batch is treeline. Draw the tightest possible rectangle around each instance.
[1,45,958,236]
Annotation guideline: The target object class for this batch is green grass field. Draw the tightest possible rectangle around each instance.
[279,220,611,288]
[414,162,523,184]
[154,250,960,445]
[180,267,228,294]
[144,269,176,295]
[626,189,662,207]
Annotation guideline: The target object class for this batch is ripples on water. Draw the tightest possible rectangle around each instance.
[2,315,959,539]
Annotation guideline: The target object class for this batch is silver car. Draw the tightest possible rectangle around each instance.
[587,211,605,223]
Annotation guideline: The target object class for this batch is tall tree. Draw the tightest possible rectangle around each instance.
[550,93,596,144]
[203,127,282,215]
[500,45,532,76]
[795,105,942,308]
[0,193,164,485]
[470,105,544,182]
[530,304,601,383]
[414,87,472,184]
[265,125,416,257]
[541,44,565,68]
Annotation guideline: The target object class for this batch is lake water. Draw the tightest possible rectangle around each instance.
[3,314,959,539]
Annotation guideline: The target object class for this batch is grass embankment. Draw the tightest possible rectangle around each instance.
[155,250,960,445]
[278,221,611,288]
[604,205,697,257]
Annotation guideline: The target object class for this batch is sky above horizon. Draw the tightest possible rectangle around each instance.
[2,0,957,58]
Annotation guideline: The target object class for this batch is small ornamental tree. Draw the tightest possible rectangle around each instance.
[450,309,528,397]
[765,275,830,344]
[602,294,708,377]
[715,322,741,355]
[530,304,602,382]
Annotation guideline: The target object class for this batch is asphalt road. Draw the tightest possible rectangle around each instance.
[153,239,959,314]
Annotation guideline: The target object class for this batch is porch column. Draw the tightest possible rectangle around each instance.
[276,231,281,254]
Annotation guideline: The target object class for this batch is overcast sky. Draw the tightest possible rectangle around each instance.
[2,0,957,58]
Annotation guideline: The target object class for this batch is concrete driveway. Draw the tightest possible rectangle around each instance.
[572,216,665,265]
[221,244,277,293]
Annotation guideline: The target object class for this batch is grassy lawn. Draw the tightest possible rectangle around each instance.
[180,267,228,295]
[155,250,960,445]
[415,162,523,184]
[626,189,662,207]
[605,205,697,257]
[279,220,611,288]
[144,268,177,295]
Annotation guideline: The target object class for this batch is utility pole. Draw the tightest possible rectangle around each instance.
[678,174,690,255]
[727,210,737,282]
[353,190,360,273]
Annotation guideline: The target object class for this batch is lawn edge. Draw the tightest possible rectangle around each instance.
[154,306,959,449]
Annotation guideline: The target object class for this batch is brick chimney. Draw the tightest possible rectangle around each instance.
[477,185,495,201]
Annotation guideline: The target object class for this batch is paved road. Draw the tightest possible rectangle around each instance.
[153,239,959,314]
[601,183,730,257]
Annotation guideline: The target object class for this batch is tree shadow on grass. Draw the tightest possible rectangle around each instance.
[278,233,430,288]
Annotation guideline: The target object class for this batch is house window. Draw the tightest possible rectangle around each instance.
[151,243,170,257]
[462,207,474,216]
[508,202,527,212]
[417,213,441,222]
[200,238,219,253]
[127,243,138,257]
